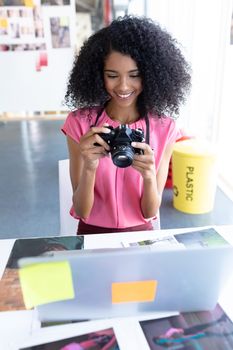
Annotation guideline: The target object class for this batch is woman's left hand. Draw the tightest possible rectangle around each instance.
[131,142,156,179]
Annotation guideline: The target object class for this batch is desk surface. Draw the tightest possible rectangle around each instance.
[1,225,233,350]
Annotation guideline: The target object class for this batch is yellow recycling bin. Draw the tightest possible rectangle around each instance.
[172,139,217,214]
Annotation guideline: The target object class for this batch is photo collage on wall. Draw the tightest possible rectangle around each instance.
[0,0,72,52]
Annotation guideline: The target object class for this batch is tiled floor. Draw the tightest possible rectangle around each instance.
[1,119,233,239]
[0,119,67,239]
[160,186,233,229]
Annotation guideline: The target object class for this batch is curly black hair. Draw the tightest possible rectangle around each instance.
[65,15,191,118]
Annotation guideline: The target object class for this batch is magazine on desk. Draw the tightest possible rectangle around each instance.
[17,304,233,350]
[20,327,120,350]
[0,235,84,312]
[121,227,230,249]
[140,303,233,350]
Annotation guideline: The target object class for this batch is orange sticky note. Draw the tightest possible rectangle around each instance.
[112,280,157,303]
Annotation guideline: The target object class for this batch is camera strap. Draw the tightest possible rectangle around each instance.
[145,113,150,145]
[93,107,150,145]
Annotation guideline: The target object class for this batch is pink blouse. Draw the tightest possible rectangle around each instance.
[62,108,181,228]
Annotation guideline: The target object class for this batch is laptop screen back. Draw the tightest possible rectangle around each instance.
[19,245,233,321]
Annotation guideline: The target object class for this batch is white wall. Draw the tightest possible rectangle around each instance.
[0,49,74,112]
[217,46,233,194]
[146,0,233,141]
[0,1,76,112]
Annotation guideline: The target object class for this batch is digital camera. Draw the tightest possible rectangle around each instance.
[96,124,145,168]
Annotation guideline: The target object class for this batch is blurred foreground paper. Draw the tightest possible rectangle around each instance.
[19,261,74,309]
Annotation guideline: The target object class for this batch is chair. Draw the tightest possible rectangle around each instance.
[152,212,161,230]
[58,158,160,235]
[58,159,78,235]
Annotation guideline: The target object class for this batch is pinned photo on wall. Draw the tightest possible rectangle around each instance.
[0,0,25,5]
[41,0,70,5]
[0,43,10,50]
[75,13,91,53]
[50,16,70,48]
[0,12,8,36]
[0,0,36,5]
[33,5,44,38]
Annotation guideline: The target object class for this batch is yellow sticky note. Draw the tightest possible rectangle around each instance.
[60,17,69,27]
[0,18,8,29]
[112,280,157,304]
[19,261,74,309]
[23,0,34,7]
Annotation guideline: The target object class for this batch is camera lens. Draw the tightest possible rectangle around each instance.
[111,145,135,168]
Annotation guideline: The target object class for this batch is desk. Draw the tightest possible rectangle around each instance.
[1,225,233,350]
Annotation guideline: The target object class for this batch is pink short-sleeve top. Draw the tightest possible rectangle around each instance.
[62,108,181,228]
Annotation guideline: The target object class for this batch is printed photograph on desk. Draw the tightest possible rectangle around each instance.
[0,236,84,312]
[20,327,120,350]
[140,303,233,350]
[174,227,230,248]
[122,235,180,248]
[122,228,229,249]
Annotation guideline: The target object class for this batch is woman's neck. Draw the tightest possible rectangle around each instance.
[105,103,139,124]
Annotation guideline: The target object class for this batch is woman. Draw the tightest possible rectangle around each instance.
[62,15,191,234]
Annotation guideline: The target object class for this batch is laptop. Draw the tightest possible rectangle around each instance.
[18,244,233,321]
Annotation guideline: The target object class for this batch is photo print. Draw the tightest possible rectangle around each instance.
[0,0,25,6]
[140,304,233,350]
[20,328,120,350]
[41,0,70,6]
[50,16,70,48]
[0,236,84,311]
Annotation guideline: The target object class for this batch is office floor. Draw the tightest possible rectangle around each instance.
[1,119,233,239]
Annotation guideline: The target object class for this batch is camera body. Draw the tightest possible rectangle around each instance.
[97,124,145,168]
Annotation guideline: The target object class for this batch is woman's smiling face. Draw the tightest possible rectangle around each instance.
[103,51,143,109]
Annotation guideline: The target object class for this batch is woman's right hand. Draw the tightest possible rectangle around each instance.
[78,124,111,170]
